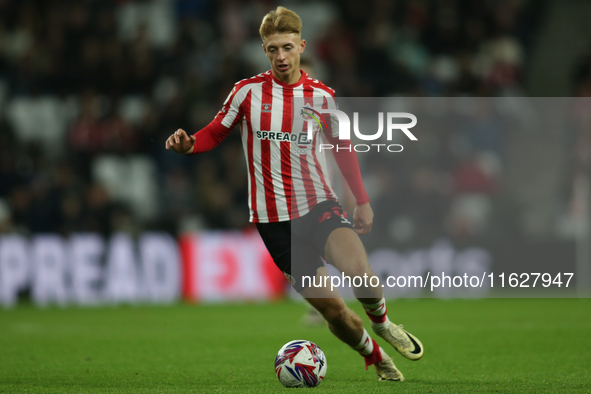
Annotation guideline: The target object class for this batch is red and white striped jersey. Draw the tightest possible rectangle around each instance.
[214,70,339,223]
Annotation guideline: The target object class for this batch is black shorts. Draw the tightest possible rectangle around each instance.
[256,200,354,292]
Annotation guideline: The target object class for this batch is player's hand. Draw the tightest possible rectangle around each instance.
[165,128,196,154]
[353,203,373,234]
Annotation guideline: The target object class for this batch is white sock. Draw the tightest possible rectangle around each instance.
[360,298,391,331]
[372,315,391,331]
[353,329,374,355]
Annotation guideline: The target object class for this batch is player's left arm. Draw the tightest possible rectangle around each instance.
[327,137,373,234]
[352,203,373,235]
[321,102,373,234]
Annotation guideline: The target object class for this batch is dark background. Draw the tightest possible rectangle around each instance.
[0,0,590,273]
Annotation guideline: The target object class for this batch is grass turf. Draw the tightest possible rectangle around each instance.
[0,299,590,393]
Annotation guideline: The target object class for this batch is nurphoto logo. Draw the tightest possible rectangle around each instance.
[300,106,418,153]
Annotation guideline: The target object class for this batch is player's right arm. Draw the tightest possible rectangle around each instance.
[164,119,234,155]
[165,80,249,155]
[165,128,196,154]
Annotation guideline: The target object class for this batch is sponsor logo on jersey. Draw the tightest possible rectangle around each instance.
[255,130,311,145]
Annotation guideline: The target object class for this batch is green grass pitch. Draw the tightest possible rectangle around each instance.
[1,298,590,393]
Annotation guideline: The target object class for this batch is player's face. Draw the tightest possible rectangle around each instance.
[263,33,306,84]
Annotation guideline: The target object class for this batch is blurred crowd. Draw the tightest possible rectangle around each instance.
[571,46,591,174]
[0,0,552,244]
[562,46,591,239]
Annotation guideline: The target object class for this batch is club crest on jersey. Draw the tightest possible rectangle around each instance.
[262,103,272,113]
[283,272,295,286]
[300,107,328,132]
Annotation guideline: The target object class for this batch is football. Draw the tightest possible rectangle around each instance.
[274,340,327,388]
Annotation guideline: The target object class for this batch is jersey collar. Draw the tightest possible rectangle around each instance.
[270,69,306,88]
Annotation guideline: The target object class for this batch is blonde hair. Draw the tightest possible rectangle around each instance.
[259,6,302,40]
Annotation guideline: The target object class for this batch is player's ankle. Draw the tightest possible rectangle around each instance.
[372,316,391,331]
